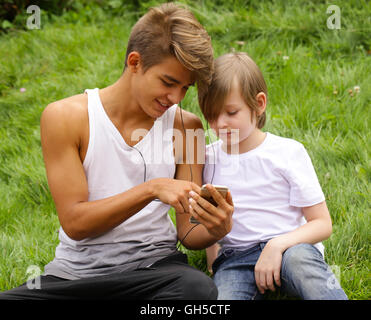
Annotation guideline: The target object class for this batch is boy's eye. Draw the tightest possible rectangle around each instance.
[161,79,173,87]
[227,111,238,116]
[161,78,190,91]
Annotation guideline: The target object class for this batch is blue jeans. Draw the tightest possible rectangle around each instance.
[212,243,348,300]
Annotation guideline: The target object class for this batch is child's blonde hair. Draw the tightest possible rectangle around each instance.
[124,2,214,93]
[199,52,267,129]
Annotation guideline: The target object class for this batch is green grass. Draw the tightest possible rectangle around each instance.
[0,0,370,299]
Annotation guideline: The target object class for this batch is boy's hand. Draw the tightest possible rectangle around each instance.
[151,178,201,214]
[188,184,234,239]
[254,239,283,294]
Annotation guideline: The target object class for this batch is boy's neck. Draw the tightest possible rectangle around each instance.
[99,73,153,128]
[222,129,266,155]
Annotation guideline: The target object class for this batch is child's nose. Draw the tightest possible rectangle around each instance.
[216,114,228,130]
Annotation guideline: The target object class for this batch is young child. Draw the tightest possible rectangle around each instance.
[190,52,348,300]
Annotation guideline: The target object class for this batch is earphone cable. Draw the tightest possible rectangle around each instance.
[176,223,199,250]
[206,121,216,185]
[131,145,147,183]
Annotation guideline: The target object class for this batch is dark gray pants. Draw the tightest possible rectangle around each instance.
[0,252,217,300]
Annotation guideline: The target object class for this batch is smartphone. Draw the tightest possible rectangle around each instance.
[189,184,229,224]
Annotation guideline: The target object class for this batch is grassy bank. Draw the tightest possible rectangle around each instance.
[0,0,370,299]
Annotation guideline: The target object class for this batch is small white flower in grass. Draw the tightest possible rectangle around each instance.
[353,86,360,93]
[283,55,289,61]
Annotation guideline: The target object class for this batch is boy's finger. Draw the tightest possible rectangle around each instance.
[206,184,225,206]
[180,196,190,214]
[189,197,217,225]
[174,202,185,214]
[191,182,201,194]
[226,191,234,207]
[190,205,213,230]
[189,190,217,214]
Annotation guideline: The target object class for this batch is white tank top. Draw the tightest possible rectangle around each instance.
[44,88,178,279]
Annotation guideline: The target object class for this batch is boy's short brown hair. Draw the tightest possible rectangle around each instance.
[124,2,214,92]
[199,52,267,129]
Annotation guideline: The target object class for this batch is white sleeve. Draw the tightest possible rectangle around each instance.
[285,143,325,207]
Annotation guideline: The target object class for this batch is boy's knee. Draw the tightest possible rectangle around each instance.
[181,269,217,300]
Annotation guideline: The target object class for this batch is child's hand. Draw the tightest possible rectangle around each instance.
[206,243,221,274]
[254,240,283,294]
[188,184,234,239]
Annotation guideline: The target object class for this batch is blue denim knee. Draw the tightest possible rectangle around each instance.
[281,243,348,300]
[212,244,265,300]
[212,242,348,300]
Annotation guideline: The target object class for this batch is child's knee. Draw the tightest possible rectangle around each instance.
[281,243,348,300]
[282,243,323,277]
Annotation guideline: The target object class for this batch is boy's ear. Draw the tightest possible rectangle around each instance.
[256,92,267,116]
[127,51,141,73]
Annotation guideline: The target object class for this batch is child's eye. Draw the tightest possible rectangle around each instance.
[227,111,238,116]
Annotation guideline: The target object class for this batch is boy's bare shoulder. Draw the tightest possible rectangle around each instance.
[174,106,204,131]
[42,93,88,122]
[40,93,89,146]
[41,93,88,132]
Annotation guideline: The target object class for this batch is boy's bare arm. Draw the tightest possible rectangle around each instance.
[40,100,160,240]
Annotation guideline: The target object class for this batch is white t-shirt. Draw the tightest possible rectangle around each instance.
[203,132,325,256]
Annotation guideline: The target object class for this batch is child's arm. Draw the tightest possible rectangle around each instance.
[270,201,332,251]
[206,243,221,274]
[254,201,332,294]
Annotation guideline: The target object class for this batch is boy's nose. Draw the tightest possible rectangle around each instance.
[167,87,185,105]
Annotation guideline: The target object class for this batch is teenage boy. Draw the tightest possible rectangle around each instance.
[0,3,233,300]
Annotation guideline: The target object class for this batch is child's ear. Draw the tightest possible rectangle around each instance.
[256,92,267,116]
